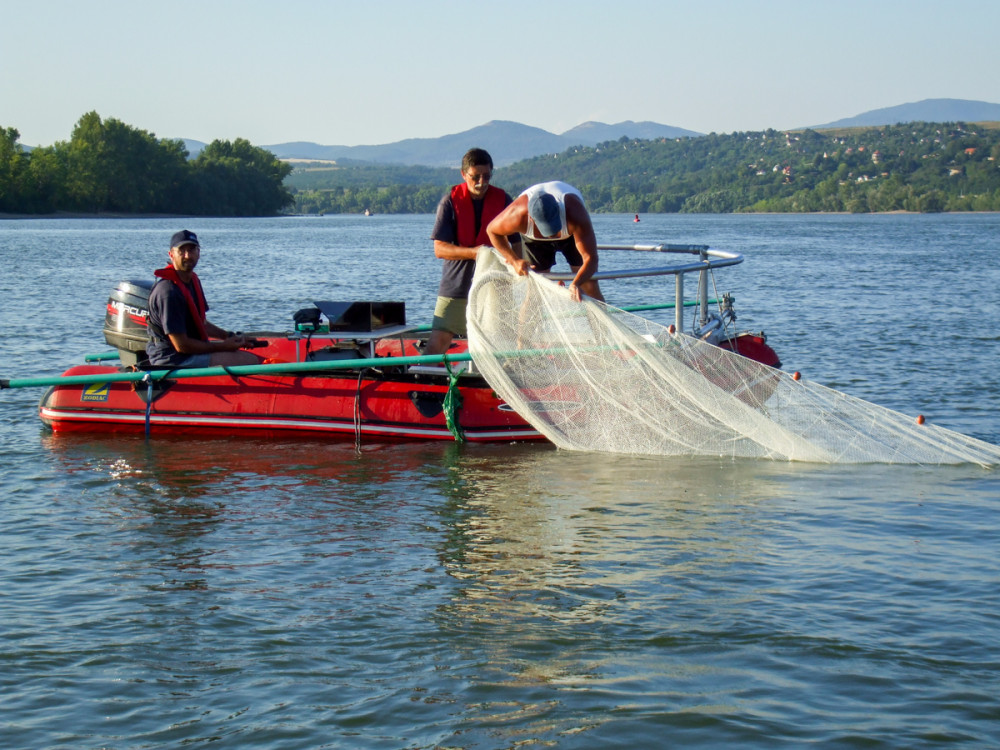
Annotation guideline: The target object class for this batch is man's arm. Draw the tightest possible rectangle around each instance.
[433,240,480,261]
[429,193,479,261]
[566,195,599,299]
[152,285,249,354]
[486,198,530,275]
[169,321,247,354]
[167,332,247,355]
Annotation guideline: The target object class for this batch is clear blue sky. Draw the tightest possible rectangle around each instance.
[3,0,999,148]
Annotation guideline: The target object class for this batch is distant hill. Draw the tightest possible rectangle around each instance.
[808,98,1000,129]
[258,120,701,168]
[562,120,700,144]
[176,101,1000,166]
[291,120,1000,215]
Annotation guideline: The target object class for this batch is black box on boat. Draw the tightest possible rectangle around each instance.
[313,301,406,332]
[104,279,154,355]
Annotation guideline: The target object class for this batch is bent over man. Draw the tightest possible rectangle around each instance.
[486,180,603,302]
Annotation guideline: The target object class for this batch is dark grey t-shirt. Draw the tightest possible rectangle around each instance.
[145,278,208,366]
[430,190,513,299]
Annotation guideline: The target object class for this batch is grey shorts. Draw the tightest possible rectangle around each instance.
[176,353,214,368]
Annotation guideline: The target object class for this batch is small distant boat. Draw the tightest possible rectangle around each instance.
[364,208,373,216]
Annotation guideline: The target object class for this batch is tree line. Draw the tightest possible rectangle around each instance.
[288,121,1000,214]
[0,112,293,216]
[5,115,999,216]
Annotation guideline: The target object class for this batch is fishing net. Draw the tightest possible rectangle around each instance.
[467,248,1000,466]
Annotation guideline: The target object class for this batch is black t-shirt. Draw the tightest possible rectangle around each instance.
[145,278,208,366]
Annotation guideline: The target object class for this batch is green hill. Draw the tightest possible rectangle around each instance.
[288,121,1000,214]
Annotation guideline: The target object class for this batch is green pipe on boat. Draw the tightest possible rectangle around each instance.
[1,351,475,390]
[84,351,122,362]
[3,339,615,391]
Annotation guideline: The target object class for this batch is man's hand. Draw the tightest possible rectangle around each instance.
[510,258,530,276]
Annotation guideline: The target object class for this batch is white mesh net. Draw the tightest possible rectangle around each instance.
[467,248,1000,466]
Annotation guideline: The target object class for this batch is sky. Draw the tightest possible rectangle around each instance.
[3,0,999,149]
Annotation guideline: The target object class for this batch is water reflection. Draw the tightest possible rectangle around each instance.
[413,448,801,742]
[33,429,1000,746]
[41,432,800,616]
[438,453,765,620]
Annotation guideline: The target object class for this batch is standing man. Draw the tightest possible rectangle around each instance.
[427,148,520,354]
[486,180,603,302]
[145,230,261,367]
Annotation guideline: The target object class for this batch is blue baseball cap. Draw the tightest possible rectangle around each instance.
[527,192,562,237]
[170,229,200,248]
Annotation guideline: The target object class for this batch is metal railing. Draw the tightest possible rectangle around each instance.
[540,243,743,333]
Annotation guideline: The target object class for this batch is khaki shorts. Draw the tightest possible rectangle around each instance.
[432,296,467,336]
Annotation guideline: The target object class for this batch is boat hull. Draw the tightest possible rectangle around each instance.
[38,336,543,442]
[39,365,542,442]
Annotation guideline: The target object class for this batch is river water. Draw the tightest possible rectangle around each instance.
[2,213,999,748]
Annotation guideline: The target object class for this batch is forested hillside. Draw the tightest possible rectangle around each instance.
[0,112,293,216]
[5,116,998,216]
[289,121,1000,214]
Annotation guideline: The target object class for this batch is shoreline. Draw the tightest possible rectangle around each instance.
[4,210,997,221]
[0,211,195,221]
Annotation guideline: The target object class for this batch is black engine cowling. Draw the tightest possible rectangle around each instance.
[104,280,153,367]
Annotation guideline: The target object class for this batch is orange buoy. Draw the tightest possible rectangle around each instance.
[667,324,676,334]
[916,414,925,425]
[792,371,801,381]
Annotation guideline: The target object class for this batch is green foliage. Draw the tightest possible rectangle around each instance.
[7,115,1000,216]
[186,138,293,216]
[286,121,1000,214]
[0,112,293,216]
[57,111,188,213]
[0,127,28,212]
[287,163,454,214]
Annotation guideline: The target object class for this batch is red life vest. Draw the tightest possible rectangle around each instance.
[153,265,209,340]
[451,183,506,247]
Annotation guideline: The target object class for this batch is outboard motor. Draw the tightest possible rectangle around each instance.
[104,280,153,367]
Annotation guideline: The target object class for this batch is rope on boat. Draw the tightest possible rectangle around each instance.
[353,368,368,452]
[143,373,153,438]
[442,360,465,443]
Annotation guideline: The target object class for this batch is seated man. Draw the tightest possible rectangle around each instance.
[486,180,603,302]
[145,230,262,367]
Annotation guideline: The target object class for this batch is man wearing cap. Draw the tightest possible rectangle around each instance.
[486,180,603,302]
[145,230,261,367]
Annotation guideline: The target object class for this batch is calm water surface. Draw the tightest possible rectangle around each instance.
[1,214,999,748]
